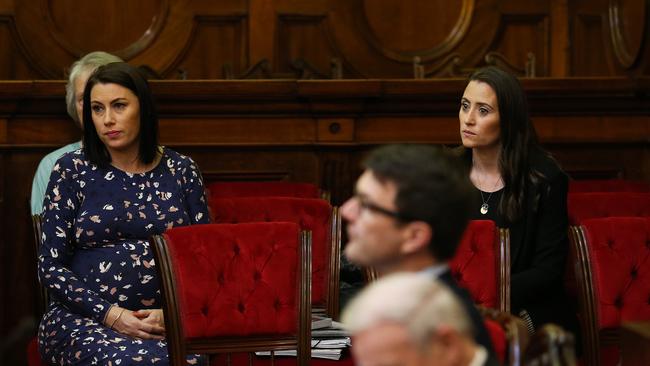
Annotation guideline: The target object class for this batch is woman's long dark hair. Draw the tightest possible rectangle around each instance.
[465,66,547,222]
[82,62,159,168]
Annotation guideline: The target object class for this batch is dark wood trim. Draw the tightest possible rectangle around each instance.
[570,225,601,366]
[150,234,188,366]
[479,306,530,366]
[298,230,312,366]
[498,227,511,314]
[327,206,342,320]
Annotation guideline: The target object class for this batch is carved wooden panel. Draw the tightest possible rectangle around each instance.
[43,0,166,58]
[276,14,341,78]
[172,16,248,79]
[0,0,648,79]
[490,15,550,76]
[573,13,614,76]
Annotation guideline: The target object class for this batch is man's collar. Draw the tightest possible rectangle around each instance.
[417,263,449,279]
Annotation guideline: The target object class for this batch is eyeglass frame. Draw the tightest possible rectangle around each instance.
[353,195,418,223]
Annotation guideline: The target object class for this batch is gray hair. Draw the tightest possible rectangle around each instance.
[342,273,473,347]
[65,51,123,122]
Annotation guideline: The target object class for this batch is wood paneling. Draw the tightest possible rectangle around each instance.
[173,16,248,79]
[0,0,647,79]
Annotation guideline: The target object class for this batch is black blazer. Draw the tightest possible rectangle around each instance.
[508,151,572,328]
[438,269,495,356]
[462,146,574,330]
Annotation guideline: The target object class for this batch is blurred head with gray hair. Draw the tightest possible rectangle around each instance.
[342,273,487,366]
[65,51,123,124]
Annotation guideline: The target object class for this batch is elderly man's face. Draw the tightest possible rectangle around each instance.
[352,322,426,366]
[340,170,407,269]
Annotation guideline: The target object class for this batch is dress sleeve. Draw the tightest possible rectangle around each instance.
[180,156,211,224]
[37,156,114,322]
[511,170,569,310]
[31,157,54,215]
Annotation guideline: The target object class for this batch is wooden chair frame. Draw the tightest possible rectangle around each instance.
[569,225,614,366]
[498,227,511,313]
[31,214,49,318]
[480,306,530,366]
[151,229,312,366]
[326,206,342,320]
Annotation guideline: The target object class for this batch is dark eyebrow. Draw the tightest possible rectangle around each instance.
[462,97,494,111]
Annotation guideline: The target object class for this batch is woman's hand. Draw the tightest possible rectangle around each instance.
[132,309,165,333]
[104,306,165,340]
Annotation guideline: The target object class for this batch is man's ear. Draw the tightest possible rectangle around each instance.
[400,221,433,255]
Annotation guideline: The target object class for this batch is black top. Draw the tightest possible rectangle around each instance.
[468,149,576,332]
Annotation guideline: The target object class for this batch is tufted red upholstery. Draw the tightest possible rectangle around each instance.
[450,220,510,312]
[207,181,321,200]
[210,197,338,315]
[567,192,650,225]
[152,222,311,366]
[568,179,650,193]
[571,217,650,366]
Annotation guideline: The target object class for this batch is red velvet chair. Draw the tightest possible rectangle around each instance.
[210,197,341,319]
[151,222,312,366]
[206,181,324,200]
[480,306,529,366]
[450,220,511,312]
[568,179,650,193]
[567,192,650,225]
[569,217,650,366]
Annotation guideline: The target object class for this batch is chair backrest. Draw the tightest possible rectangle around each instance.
[568,179,650,193]
[151,222,311,366]
[450,220,511,312]
[210,197,341,318]
[31,214,49,318]
[570,217,650,366]
[567,192,650,225]
[207,181,323,200]
[523,324,577,366]
[480,306,530,366]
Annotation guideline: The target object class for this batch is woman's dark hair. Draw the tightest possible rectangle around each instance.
[82,62,158,167]
[465,66,547,222]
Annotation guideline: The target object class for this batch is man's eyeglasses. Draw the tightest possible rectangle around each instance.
[356,197,415,222]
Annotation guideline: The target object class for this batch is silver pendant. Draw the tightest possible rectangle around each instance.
[480,203,489,215]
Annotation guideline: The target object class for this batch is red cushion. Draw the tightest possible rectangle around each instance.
[207,182,320,200]
[484,319,506,365]
[569,179,650,193]
[163,222,302,338]
[27,336,47,366]
[449,220,499,308]
[568,192,650,225]
[210,197,333,307]
[581,217,650,329]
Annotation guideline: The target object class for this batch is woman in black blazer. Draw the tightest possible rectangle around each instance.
[457,66,577,335]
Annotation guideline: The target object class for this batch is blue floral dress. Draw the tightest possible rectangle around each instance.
[37,147,210,365]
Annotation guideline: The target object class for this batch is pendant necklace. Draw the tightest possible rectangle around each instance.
[475,164,502,215]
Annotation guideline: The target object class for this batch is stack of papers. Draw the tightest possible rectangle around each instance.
[255,319,352,360]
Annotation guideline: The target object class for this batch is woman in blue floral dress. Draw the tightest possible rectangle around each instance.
[37,62,210,365]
